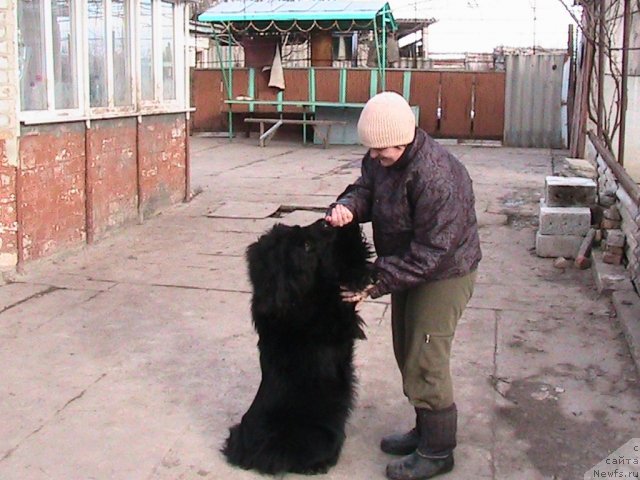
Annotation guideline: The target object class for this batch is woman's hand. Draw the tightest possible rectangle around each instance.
[325,204,354,227]
[340,284,375,304]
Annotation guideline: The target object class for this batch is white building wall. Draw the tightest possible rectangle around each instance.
[0,0,18,270]
[0,0,17,139]
[623,77,640,182]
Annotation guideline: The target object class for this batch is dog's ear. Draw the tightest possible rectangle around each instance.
[247,224,306,316]
[332,222,373,288]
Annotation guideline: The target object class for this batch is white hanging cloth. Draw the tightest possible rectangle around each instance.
[268,43,286,90]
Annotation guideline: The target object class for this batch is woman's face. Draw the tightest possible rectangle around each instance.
[368,146,406,167]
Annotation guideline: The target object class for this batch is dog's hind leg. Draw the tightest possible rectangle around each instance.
[284,425,345,475]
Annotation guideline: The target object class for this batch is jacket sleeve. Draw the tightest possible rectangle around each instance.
[333,157,374,223]
[368,174,467,299]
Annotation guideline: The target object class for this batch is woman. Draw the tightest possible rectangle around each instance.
[325,91,481,480]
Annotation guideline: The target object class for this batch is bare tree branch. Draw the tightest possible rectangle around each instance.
[556,0,596,44]
[569,0,626,155]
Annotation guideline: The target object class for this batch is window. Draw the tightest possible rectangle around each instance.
[52,1,79,108]
[112,0,132,106]
[140,0,154,100]
[161,1,176,100]
[19,0,79,112]
[88,0,107,107]
[88,0,133,108]
[18,0,186,119]
[18,0,47,110]
[332,34,354,62]
[141,0,181,103]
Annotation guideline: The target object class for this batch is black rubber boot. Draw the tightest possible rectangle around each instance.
[385,404,457,480]
[380,428,420,456]
[381,408,423,455]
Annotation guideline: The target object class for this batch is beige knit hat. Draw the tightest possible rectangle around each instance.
[357,91,416,148]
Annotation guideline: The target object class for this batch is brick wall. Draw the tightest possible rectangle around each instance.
[0,139,17,267]
[16,114,187,263]
[0,0,18,270]
[586,137,640,290]
[19,123,87,261]
[139,114,187,217]
[87,118,138,239]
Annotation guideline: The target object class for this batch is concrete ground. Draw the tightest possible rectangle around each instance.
[1,136,639,480]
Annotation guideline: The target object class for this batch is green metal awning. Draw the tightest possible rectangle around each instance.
[198,0,397,33]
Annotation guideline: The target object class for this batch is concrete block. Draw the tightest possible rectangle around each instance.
[535,231,584,259]
[604,229,625,248]
[612,290,640,373]
[602,251,623,265]
[538,200,591,235]
[603,206,621,221]
[605,245,624,256]
[602,218,622,230]
[555,157,597,179]
[545,176,597,207]
[599,193,617,207]
[592,250,634,294]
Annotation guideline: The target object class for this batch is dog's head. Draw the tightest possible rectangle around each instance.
[247,219,371,316]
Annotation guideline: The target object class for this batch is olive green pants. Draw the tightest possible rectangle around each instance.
[391,271,477,410]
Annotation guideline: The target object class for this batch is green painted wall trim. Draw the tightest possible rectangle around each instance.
[248,68,255,112]
[309,68,316,112]
[403,71,412,101]
[370,70,378,98]
[339,69,347,103]
[277,91,284,112]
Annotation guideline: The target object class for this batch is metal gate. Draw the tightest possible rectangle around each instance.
[393,70,505,140]
[503,54,567,148]
[191,68,507,141]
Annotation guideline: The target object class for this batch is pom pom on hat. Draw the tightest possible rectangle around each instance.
[357,91,416,148]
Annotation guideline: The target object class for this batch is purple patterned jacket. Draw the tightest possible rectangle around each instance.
[335,128,482,299]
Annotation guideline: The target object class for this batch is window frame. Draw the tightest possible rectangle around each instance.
[18,0,188,124]
[85,0,137,113]
[19,0,86,123]
[139,0,185,108]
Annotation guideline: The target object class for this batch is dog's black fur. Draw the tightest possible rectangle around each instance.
[222,219,372,475]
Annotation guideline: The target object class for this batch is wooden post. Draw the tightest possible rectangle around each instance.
[618,0,632,166]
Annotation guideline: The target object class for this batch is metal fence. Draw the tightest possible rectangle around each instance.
[504,54,567,148]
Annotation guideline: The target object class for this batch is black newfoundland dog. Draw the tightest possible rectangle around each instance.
[222,219,372,475]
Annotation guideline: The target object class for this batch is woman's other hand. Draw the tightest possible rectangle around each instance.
[324,204,354,227]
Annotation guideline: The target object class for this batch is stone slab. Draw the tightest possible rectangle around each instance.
[592,250,635,294]
[603,206,622,221]
[612,290,640,374]
[554,157,597,179]
[535,232,584,258]
[538,200,591,235]
[545,176,597,207]
[616,187,640,219]
[604,229,626,248]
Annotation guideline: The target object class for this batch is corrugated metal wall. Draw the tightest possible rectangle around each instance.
[504,54,566,148]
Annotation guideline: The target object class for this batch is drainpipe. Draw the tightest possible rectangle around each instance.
[84,120,95,244]
[184,113,191,202]
[136,116,143,223]
[15,141,24,273]
[597,0,605,138]
[618,0,631,166]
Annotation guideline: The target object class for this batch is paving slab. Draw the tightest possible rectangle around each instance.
[1,138,639,480]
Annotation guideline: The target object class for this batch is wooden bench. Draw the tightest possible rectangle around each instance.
[244,118,348,148]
